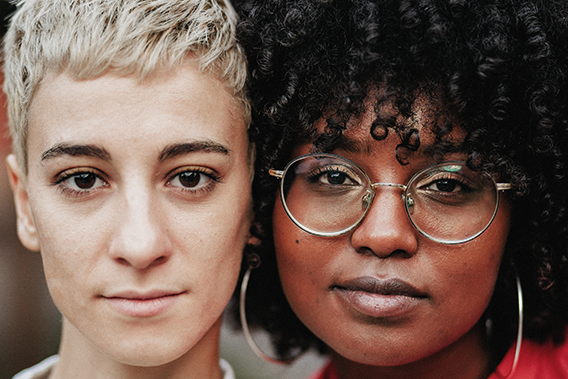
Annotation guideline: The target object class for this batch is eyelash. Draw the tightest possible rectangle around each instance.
[53,169,109,198]
[307,165,361,186]
[165,167,222,196]
[52,166,222,199]
[422,173,474,193]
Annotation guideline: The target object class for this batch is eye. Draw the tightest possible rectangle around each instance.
[424,177,465,193]
[309,164,361,186]
[55,170,108,196]
[167,167,220,194]
[325,171,351,185]
[172,171,204,188]
[412,167,485,207]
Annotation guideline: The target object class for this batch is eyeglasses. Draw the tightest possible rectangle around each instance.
[269,153,512,244]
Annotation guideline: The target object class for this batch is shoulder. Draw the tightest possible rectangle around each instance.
[12,356,59,379]
[490,336,568,379]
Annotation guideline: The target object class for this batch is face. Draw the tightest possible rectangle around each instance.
[8,63,253,367]
[273,110,511,367]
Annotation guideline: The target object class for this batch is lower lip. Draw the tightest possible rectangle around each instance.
[104,294,182,318]
[335,289,423,318]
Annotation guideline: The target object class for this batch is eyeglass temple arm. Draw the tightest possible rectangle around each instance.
[497,183,512,191]
[269,169,284,179]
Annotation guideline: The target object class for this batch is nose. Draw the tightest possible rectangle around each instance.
[351,186,419,259]
[109,186,173,269]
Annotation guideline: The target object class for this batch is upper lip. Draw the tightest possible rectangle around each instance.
[102,290,185,300]
[333,276,427,298]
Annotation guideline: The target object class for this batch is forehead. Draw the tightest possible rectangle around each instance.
[314,93,466,158]
[26,62,248,164]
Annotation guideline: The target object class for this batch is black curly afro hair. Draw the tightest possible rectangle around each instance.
[231,0,568,363]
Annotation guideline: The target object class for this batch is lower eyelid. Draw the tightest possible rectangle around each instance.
[166,170,223,195]
[52,170,109,196]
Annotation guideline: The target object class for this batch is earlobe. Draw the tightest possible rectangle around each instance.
[247,220,261,247]
[247,234,261,246]
[6,154,40,252]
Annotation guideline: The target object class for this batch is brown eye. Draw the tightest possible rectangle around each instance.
[168,168,218,193]
[431,179,457,192]
[327,172,348,185]
[178,172,200,188]
[57,170,108,195]
[74,173,97,189]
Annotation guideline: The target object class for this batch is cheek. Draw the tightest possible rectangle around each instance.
[426,208,509,341]
[273,201,329,323]
[273,202,304,287]
[40,244,93,323]
[29,202,95,299]
[179,199,251,292]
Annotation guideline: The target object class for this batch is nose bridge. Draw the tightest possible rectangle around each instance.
[123,185,156,237]
[365,182,407,210]
[110,181,171,268]
[352,180,418,257]
[367,182,408,217]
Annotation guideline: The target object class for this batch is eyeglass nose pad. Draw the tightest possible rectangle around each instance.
[362,190,373,209]
[405,194,415,213]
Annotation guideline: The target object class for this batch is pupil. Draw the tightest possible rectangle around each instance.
[180,172,200,187]
[74,173,96,189]
[436,179,456,192]
[327,172,346,185]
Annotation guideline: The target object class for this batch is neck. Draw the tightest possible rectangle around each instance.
[51,317,224,379]
[332,324,492,379]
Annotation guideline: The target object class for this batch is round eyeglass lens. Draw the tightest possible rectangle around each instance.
[405,162,500,244]
[280,154,371,236]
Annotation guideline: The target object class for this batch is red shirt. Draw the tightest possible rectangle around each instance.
[309,336,568,379]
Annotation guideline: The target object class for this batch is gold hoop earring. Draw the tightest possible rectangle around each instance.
[496,274,524,378]
[239,253,293,365]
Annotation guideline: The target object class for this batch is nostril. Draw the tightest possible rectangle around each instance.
[152,256,167,265]
[114,253,169,268]
[356,246,376,257]
[356,246,412,259]
[115,257,129,266]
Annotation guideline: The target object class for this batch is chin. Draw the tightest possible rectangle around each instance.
[111,346,188,367]
[327,334,434,368]
[98,334,195,367]
[335,348,414,367]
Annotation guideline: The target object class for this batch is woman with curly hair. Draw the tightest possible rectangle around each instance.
[233,0,568,378]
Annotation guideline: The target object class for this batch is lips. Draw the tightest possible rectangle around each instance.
[102,290,186,318]
[332,277,427,318]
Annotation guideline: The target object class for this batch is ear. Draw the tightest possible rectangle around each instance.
[6,154,40,252]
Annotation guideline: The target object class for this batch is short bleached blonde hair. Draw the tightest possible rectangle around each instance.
[3,0,249,172]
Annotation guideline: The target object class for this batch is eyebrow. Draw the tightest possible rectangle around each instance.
[40,140,230,164]
[158,141,230,162]
[41,143,111,162]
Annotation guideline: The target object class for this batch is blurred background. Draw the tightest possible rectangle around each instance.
[0,1,325,378]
